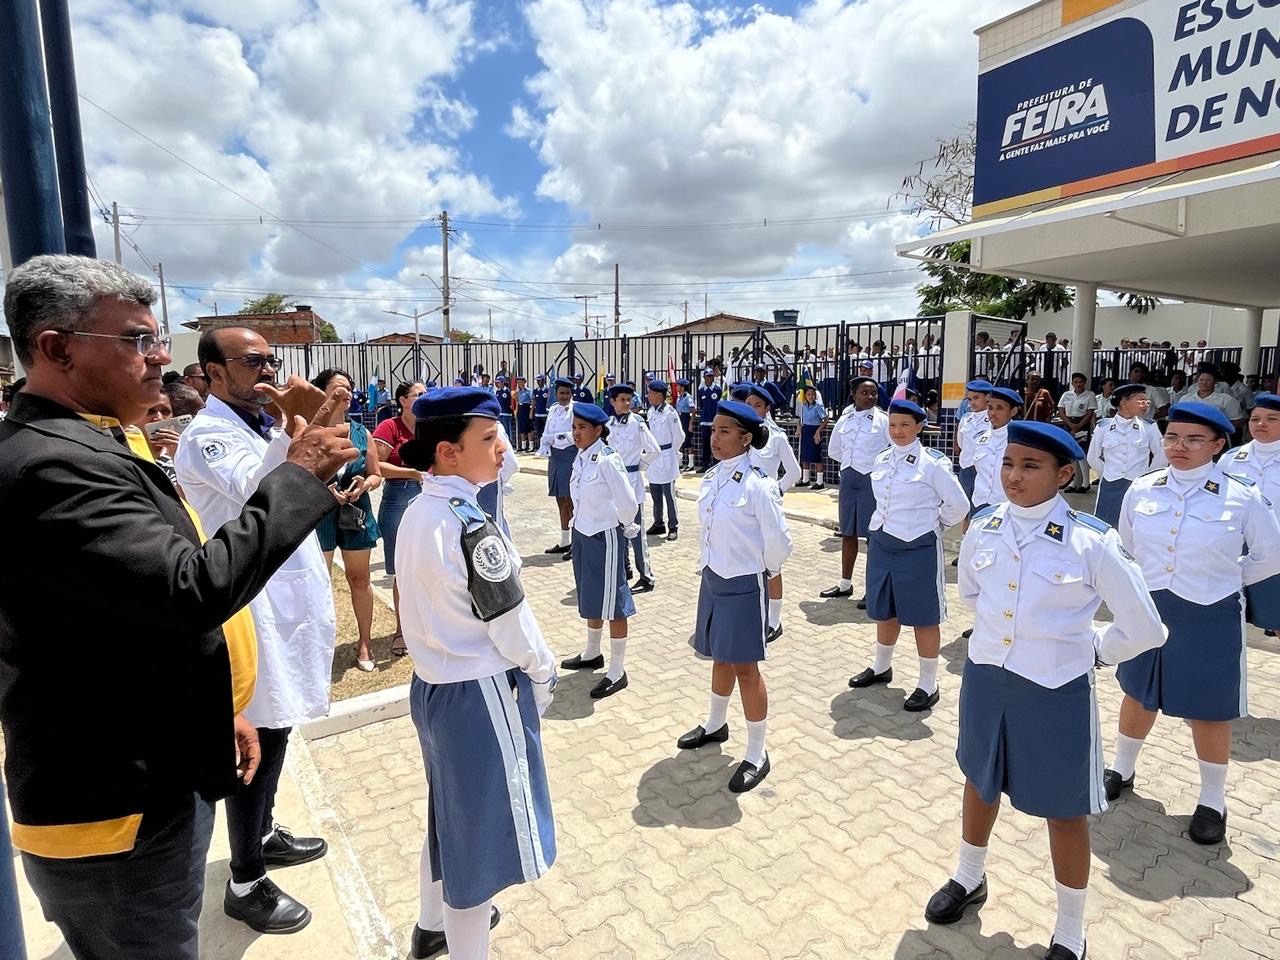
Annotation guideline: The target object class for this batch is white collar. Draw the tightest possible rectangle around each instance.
[422,473,480,501]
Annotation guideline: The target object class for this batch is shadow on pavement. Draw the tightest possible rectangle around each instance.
[830,688,936,742]
[894,921,1040,959]
[632,748,743,830]
[542,669,601,722]
[1232,714,1280,763]
[797,598,869,627]
[522,552,568,570]
[939,633,971,677]
[197,858,264,960]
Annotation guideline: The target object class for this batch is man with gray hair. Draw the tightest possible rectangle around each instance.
[0,254,356,960]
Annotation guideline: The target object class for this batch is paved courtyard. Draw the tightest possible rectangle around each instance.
[309,470,1280,960]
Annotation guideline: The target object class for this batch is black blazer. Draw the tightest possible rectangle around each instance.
[0,392,336,830]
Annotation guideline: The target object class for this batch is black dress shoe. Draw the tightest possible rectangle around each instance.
[904,687,940,712]
[849,666,892,688]
[646,523,666,536]
[224,878,311,934]
[590,673,628,699]
[562,550,572,561]
[1045,940,1085,960]
[545,543,569,554]
[810,483,826,492]
[560,653,604,670]
[924,876,987,924]
[411,906,501,959]
[262,825,327,868]
[1102,768,1134,802]
[794,480,811,488]
[950,557,959,567]
[856,596,867,610]
[728,754,770,793]
[819,585,853,598]
[677,723,730,749]
[1189,804,1227,845]
[961,628,973,639]
[766,624,783,644]
[667,530,679,541]
[632,577,656,593]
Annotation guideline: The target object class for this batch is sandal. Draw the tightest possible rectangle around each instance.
[391,633,408,657]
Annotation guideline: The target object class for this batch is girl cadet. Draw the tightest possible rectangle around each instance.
[643,379,685,541]
[1085,382,1166,526]
[394,387,557,960]
[954,379,993,521]
[1105,402,1280,845]
[1232,394,1280,636]
[536,378,577,556]
[677,401,793,794]
[926,421,1166,960]
[970,386,1023,513]
[607,382,661,592]
[819,376,890,606]
[559,402,640,700]
[731,382,800,642]
[796,384,828,488]
[849,399,969,711]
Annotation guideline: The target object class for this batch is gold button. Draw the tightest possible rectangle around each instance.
[1174,511,1182,517]
[1167,546,1175,553]
[1002,637,1012,646]
[1166,565,1174,572]
[1177,494,1184,501]
[1169,528,1178,535]
[1008,582,1017,590]
[1012,554,1020,562]
[1003,610,1014,619]
[1054,573,1063,580]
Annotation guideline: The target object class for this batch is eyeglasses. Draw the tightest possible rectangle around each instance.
[223,354,281,372]
[1161,435,1214,449]
[60,330,171,357]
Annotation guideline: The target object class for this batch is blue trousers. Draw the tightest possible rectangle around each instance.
[0,783,25,960]
[650,482,678,529]
[629,505,653,579]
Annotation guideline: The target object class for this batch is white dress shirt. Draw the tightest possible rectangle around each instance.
[644,403,686,485]
[536,402,575,454]
[570,438,638,536]
[751,421,801,492]
[1224,439,1280,508]
[1086,415,1167,482]
[697,453,793,579]
[1119,464,1280,605]
[869,441,970,541]
[1139,384,1170,422]
[608,413,659,471]
[956,410,989,468]
[1185,389,1243,421]
[1058,389,1097,428]
[396,474,556,686]
[960,497,1167,688]
[827,405,890,473]
[971,423,1010,507]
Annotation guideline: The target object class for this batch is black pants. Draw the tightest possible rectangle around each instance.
[23,792,215,960]
[226,725,291,883]
[699,424,714,469]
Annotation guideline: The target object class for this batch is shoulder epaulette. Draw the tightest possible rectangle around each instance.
[972,504,999,521]
[751,465,768,478]
[1225,472,1256,487]
[601,445,614,456]
[1068,509,1111,535]
[924,447,948,460]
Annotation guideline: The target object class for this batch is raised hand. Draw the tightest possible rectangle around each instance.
[255,375,329,428]
[285,387,358,482]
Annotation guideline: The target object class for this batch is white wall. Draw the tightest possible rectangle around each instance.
[1026,302,1280,350]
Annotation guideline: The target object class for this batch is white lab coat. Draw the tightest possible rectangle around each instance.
[174,395,336,729]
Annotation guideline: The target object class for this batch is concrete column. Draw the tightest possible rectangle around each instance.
[941,310,974,409]
[1241,306,1263,376]
[1071,283,1098,381]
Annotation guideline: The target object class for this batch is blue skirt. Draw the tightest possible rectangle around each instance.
[547,445,575,498]
[517,406,534,433]
[1246,573,1280,630]
[838,467,875,538]
[1094,478,1131,527]
[958,661,1104,819]
[571,527,635,621]
[692,568,767,664]
[799,423,823,463]
[679,413,693,452]
[377,479,421,577]
[866,529,944,626]
[477,481,510,538]
[1117,590,1246,721]
[958,465,977,503]
[411,673,555,910]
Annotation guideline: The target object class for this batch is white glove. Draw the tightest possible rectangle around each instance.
[532,676,556,716]
[623,523,641,539]
[502,482,515,496]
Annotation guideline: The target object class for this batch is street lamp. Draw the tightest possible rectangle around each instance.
[383,305,445,379]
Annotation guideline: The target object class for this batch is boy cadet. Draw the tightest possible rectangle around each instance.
[644,379,685,539]
[926,421,1166,960]
[537,378,577,555]
[532,373,550,444]
[696,368,723,472]
[675,378,696,470]
[607,382,661,592]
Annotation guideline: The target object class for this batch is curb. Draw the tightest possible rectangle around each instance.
[302,682,412,741]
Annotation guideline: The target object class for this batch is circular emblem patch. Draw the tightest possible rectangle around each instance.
[472,535,512,583]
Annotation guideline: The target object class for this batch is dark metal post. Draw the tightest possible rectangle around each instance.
[38,0,95,257]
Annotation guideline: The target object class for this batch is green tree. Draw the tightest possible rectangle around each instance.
[238,293,294,314]
[316,319,341,342]
[447,330,479,342]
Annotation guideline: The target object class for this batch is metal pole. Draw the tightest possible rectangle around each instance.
[441,210,451,338]
[0,0,65,265]
[157,262,170,335]
[614,263,620,337]
[39,0,95,257]
[413,309,421,380]
[112,201,121,263]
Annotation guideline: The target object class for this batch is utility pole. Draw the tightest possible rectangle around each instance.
[440,209,451,339]
[683,301,689,324]
[383,305,444,380]
[574,293,603,338]
[704,291,709,320]
[112,201,121,263]
[488,308,494,341]
[157,262,169,335]
[613,263,620,337]
[591,314,606,339]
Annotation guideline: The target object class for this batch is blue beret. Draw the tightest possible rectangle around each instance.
[452,377,465,385]
[1007,420,1085,461]
[716,399,764,428]
[857,359,875,369]
[763,381,787,409]
[606,383,635,399]
[605,372,616,381]
[753,362,768,372]
[1168,401,1235,435]
[702,368,715,376]
[573,372,584,380]
[965,379,994,393]
[516,375,526,381]
[572,402,608,426]
[411,386,502,421]
[676,378,691,387]
[648,379,669,393]
[424,380,438,388]
[888,399,926,422]
[989,387,1024,407]
[495,374,507,382]
[731,382,771,406]
[1254,393,1280,411]
[536,373,546,380]
[1112,383,1147,402]
[553,377,574,389]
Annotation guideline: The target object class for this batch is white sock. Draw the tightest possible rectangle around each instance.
[418,836,444,931]
[705,692,731,733]
[606,636,627,681]
[744,717,767,767]
[1197,759,1229,815]
[229,874,265,898]
[953,839,987,895]
[768,598,782,629]
[801,468,810,482]
[583,626,602,659]
[261,827,276,844]
[872,642,894,675]
[917,656,939,695]
[838,577,852,591]
[1052,882,1087,957]
[442,899,493,960]
[560,528,571,547]
[1111,733,1145,779]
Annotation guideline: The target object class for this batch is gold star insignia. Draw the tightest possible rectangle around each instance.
[986,515,1003,530]
[1205,480,1220,494]
[1044,522,1064,540]
[732,470,744,482]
